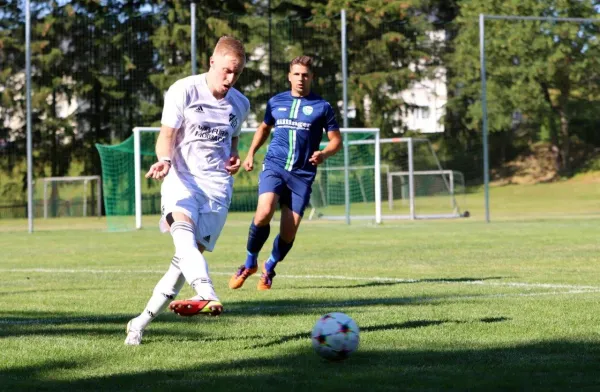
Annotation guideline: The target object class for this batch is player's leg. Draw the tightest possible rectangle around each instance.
[125,256,186,345]
[258,178,310,290]
[170,201,228,316]
[257,205,301,290]
[229,168,282,289]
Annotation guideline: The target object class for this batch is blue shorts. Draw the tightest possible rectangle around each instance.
[258,166,313,217]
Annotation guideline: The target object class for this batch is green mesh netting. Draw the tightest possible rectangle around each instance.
[310,132,378,218]
[95,132,159,231]
[95,130,269,231]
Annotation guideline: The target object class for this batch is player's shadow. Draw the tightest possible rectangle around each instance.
[0,310,230,341]
[291,276,506,290]
[224,291,506,317]
[248,317,510,349]
[5,337,597,392]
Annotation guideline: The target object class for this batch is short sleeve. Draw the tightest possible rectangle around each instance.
[232,94,250,138]
[324,102,340,132]
[263,99,275,126]
[161,82,185,129]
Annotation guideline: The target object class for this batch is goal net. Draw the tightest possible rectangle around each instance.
[95,127,381,230]
[37,176,101,219]
[310,137,466,221]
[379,138,466,219]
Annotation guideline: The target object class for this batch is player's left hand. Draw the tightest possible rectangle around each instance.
[226,154,241,175]
[309,150,326,166]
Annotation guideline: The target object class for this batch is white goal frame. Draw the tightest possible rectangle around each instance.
[132,127,382,228]
[386,170,460,218]
[42,175,101,218]
[314,137,462,220]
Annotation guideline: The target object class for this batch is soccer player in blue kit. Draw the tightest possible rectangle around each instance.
[229,55,342,290]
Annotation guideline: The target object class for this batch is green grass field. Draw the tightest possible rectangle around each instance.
[1,180,600,391]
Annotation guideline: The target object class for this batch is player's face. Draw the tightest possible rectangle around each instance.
[208,53,245,99]
[288,64,313,97]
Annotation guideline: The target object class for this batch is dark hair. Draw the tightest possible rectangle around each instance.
[289,56,313,72]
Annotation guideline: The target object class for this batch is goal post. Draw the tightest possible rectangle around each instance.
[40,176,101,218]
[127,127,381,229]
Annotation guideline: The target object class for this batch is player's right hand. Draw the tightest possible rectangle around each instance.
[145,161,171,180]
[243,155,254,172]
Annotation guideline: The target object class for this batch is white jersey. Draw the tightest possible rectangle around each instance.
[160,73,250,207]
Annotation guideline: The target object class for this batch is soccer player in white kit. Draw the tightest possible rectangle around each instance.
[125,36,250,345]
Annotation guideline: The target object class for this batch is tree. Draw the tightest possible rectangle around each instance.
[449,0,600,175]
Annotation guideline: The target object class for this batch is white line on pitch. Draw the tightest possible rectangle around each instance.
[1,268,599,291]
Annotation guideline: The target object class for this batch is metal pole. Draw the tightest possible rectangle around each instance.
[26,0,33,232]
[190,1,197,75]
[341,10,350,225]
[96,177,101,217]
[43,180,47,219]
[408,138,415,220]
[374,131,382,224]
[387,171,393,211]
[83,179,88,217]
[134,128,142,229]
[268,0,272,96]
[479,14,490,223]
[343,133,350,225]
[341,10,349,128]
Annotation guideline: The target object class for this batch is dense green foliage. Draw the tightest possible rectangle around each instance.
[2,0,600,209]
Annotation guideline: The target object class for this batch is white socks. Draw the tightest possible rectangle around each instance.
[131,257,185,330]
[170,221,218,300]
[131,220,218,331]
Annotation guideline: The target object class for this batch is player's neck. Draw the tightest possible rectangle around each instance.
[291,90,310,98]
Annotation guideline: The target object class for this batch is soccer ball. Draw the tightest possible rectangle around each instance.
[311,312,360,361]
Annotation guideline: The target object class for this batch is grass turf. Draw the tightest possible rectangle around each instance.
[1,181,600,391]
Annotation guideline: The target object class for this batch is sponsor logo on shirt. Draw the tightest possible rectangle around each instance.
[278,107,287,111]
[192,125,229,142]
[195,105,204,113]
[274,118,311,130]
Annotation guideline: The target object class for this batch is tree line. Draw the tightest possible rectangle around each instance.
[1,0,599,205]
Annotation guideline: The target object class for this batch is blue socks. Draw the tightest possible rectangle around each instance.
[245,221,270,268]
[265,235,294,273]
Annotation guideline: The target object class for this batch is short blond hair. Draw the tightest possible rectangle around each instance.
[213,36,246,62]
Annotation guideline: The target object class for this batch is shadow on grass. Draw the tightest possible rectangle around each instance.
[291,276,506,290]
[0,291,511,339]
[2,339,600,391]
[251,317,511,349]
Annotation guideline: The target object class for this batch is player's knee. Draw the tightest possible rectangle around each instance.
[254,206,275,225]
[171,221,198,253]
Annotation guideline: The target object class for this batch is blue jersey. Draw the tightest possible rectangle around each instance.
[263,91,339,179]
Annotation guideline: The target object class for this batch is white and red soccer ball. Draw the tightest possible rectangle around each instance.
[311,312,360,361]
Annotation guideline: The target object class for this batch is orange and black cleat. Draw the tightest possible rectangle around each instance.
[257,263,276,291]
[228,265,258,289]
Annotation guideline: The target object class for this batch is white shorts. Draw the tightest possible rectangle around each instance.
[159,177,228,252]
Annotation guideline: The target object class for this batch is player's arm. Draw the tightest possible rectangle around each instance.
[145,125,177,180]
[243,122,273,171]
[309,129,342,166]
[226,136,241,175]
